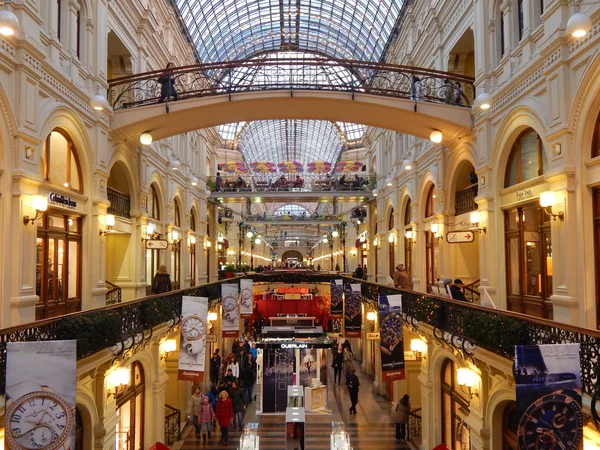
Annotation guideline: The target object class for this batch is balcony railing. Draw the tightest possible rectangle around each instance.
[164,404,181,445]
[105,280,122,305]
[207,174,375,194]
[408,407,422,441]
[107,187,131,219]
[454,184,478,216]
[246,213,343,223]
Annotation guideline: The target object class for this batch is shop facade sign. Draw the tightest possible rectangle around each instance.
[49,192,77,208]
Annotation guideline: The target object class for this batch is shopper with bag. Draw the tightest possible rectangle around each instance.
[392,394,411,442]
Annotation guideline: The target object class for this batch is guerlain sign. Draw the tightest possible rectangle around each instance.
[49,192,77,208]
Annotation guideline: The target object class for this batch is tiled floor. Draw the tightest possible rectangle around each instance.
[175,362,413,450]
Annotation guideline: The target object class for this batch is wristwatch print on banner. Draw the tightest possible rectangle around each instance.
[182,314,207,355]
[222,296,238,323]
[6,380,75,450]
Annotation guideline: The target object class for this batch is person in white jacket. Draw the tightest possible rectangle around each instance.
[226,354,239,379]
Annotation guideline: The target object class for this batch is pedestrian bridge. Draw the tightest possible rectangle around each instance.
[109,57,475,143]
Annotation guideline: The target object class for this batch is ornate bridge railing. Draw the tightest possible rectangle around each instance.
[408,407,422,440]
[107,187,131,219]
[164,404,182,445]
[105,280,122,305]
[108,57,476,111]
[454,183,478,216]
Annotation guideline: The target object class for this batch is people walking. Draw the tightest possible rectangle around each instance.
[210,349,221,385]
[151,265,172,294]
[229,381,246,431]
[343,347,354,378]
[215,390,233,444]
[346,368,360,414]
[199,395,216,444]
[392,394,411,442]
[332,348,343,385]
[189,387,203,439]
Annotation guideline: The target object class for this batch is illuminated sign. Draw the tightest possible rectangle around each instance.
[280,343,308,349]
[48,192,76,208]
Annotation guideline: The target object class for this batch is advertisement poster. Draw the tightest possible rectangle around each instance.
[178,296,209,382]
[344,283,362,337]
[330,279,343,317]
[240,278,254,316]
[515,344,583,450]
[378,294,405,382]
[221,283,240,337]
[5,341,77,450]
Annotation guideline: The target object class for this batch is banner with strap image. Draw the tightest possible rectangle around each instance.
[343,283,362,337]
[240,278,254,316]
[178,296,209,382]
[221,283,240,337]
[330,279,343,317]
[378,294,405,382]
[5,340,77,450]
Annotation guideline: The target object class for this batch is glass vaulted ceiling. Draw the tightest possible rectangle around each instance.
[174,0,405,63]
[219,120,365,168]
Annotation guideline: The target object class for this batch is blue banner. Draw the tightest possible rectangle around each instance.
[378,295,405,382]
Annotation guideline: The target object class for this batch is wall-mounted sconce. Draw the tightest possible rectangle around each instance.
[405,229,415,244]
[469,211,487,233]
[144,222,160,241]
[160,339,177,360]
[373,236,381,249]
[0,5,19,37]
[170,229,181,249]
[350,248,357,256]
[366,311,377,322]
[106,367,130,399]
[99,214,116,236]
[188,235,196,250]
[430,130,443,144]
[204,239,212,251]
[540,191,564,221]
[457,367,479,399]
[430,223,443,241]
[385,176,393,187]
[388,233,396,245]
[410,338,427,358]
[23,195,48,225]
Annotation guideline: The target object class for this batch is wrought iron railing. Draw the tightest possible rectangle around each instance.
[107,57,476,111]
[246,213,343,223]
[463,279,481,304]
[408,407,422,440]
[454,183,478,216]
[164,404,181,445]
[207,174,376,194]
[105,280,122,305]
[107,187,131,219]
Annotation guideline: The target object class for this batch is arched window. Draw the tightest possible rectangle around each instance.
[174,199,181,227]
[41,129,83,192]
[172,199,182,288]
[190,209,196,232]
[425,185,435,218]
[505,129,547,188]
[150,185,160,220]
[116,362,145,450]
[190,208,197,286]
[388,207,395,276]
[404,200,412,277]
[275,204,308,216]
[441,360,470,449]
[502,401,518,450]
[592,111,600,159]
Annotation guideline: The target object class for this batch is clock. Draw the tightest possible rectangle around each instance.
[6,388,75,450]
[182,315,206,341]
[517,389,583,450]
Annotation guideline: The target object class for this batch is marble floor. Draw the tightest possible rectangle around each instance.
[175,362,415,450]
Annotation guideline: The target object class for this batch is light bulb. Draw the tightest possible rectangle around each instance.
[470,211,481,224]
[332,230,339,238]
[539,191,555,208]
[32,195,48,212]
[0,9,18,36]
[476,92,493,110]
[386,177,393,187]
[246,231,254,238]
[90,94,108,111]
[430,130,443,143]
[372,188,378,196]
[567,12,592,38]
[190,175,198,186]
[140,132,153,145]
[106,214,115,227]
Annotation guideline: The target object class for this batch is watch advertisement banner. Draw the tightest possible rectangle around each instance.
[330,279,343,317]
[343,283,362,337]
[378,295,406,382]
[178,296,209,382]
[240,278,254,316]
[515,344,583,450]
[5,340,77,450]
[221,283,240,337]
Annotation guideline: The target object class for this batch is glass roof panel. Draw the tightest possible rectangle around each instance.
[173,0,404,63]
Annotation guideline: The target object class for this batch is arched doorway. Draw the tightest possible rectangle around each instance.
[424,184,438,291]
[281,250,303,267]
[440,359,470,449]
[388,208,395,276]
[116,362,145,450]
[403,199,412,277]
[502,401,518,450]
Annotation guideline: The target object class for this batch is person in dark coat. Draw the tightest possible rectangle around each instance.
[241,353,257,403]
[346,368,360,414]
[353,265,364,279]
[152,265,172,294]
[158,62,178,102]
[332,348,344,385]
[210,349,222,385]
[450,279,468,301]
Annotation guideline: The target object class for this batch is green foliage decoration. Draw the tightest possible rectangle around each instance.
[462,310,530,358]
[54,310,122,358]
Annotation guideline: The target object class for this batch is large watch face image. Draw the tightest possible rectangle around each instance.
[241,288,253,308]
[182,315,206,341]
[222,296,237,313]
[517,390,583,450]
[380,312,404,351]
[7,391,75,450]
[345,293,360,320]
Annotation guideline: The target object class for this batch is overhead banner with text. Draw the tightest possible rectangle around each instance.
[378,295,405,382]
[515,344,583,450]
[222,283,240,337]
[344,283,362,337]
[330,279,343,317]
[178,296,209,382]
[240,278,254,316]
[5,341,77,450]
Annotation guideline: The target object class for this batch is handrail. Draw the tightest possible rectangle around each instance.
[462,279,480,304]
[164,404,181,445]
[107,57,476,111]
[105,280,122,305]
[408,407,422,440]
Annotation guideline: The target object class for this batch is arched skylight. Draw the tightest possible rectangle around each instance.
[274,204,309,216]
[173,0,406,63]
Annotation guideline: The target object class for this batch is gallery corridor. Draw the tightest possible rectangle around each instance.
[175,362,416,450]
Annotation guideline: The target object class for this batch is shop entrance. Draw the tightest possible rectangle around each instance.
[263,348,295,413]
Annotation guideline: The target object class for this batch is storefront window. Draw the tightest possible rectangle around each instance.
[441,360,470,449]
[40,130,82,192]
[404,199,412,276]
[388,208,394,276]
[502,402,518,450]
[190,209,196,286]
[150,185,160,220]
[36,214,81,320]
[116,362,144,450]
[425,185,435,218]
[505,130,547,188]
[504,204,553,319]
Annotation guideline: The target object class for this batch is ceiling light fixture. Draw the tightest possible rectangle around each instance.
[140,132,153,145]
[430,130,443,144]
[0,4,18,37]
[190,175,198,186]
[385,176,393,187]
[567,2,593,38]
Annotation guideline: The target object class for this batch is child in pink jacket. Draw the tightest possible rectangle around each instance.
[198,395,216,443]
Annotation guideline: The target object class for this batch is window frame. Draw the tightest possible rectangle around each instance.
[150,185,160,220]
[43,129,84,194]
[504,129,545,188]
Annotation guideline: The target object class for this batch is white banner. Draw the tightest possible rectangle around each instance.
[240,278,254,316]
[178,296,209,382]
[5,340,77,450]
[222,283,240,337]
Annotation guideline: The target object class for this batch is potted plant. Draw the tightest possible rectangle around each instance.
[223,264,236,279]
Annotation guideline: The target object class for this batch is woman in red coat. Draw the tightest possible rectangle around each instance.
[215,390,234,444]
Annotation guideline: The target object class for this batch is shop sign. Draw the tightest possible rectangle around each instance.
[404,351,417,361]
[145,239,169,249]
[366,332,380,340]
[206,334,217,343]
[446,231,475,243]
[516,188,533,200]
[280,343,308,349]
[48,192,77,208]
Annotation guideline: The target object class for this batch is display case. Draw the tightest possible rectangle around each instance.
[239,423,259,450]
[330,422,353,450]
[285,407,305,450]
[287,385,304,407]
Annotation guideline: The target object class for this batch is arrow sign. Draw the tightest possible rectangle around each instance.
[445,231,475,243]
[145,239,169,249]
